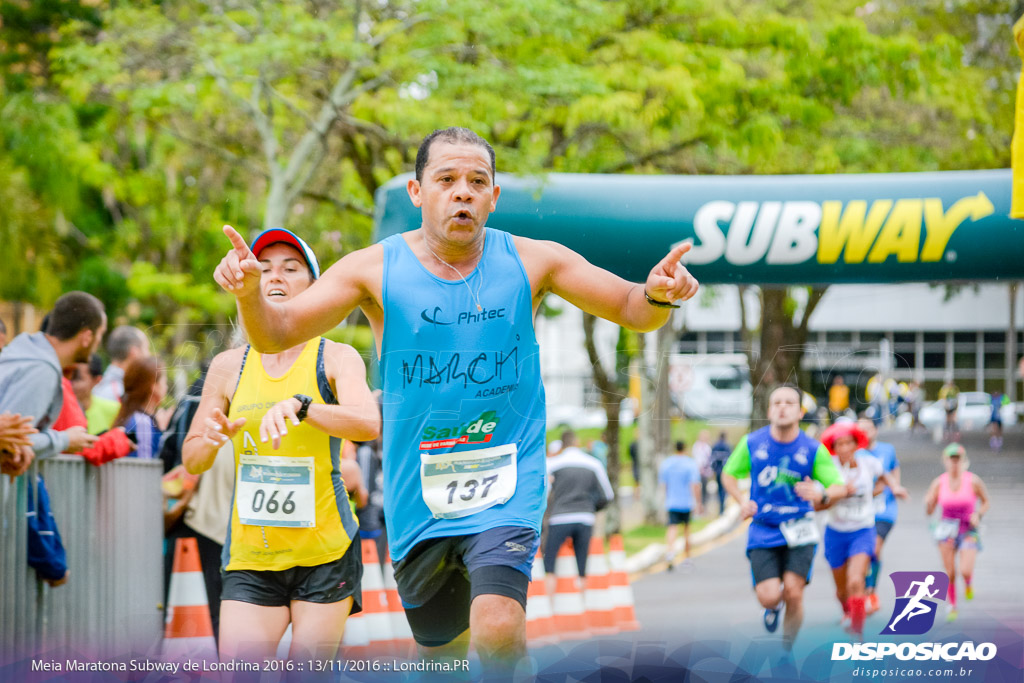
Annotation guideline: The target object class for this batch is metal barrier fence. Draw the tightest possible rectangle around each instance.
[1,456,164,663]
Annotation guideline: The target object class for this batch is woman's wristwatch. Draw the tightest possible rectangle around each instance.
[293,394,313,422]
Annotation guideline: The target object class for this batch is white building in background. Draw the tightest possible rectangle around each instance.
[536,283,1022,416]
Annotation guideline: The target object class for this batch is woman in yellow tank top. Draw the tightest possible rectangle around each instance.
[183,229,379,662]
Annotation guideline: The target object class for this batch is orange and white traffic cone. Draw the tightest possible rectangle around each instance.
[341,538,393,658]
[526,548,555,644]
[607,534,640,632]
[550,542,590,642]
[163,537,217,660]
[583,536,617,636]
[380,546,416,658]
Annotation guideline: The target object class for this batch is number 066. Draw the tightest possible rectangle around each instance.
[251,489,297,514]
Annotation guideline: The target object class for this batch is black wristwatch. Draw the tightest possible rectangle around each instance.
[644,288,680,309]
[293,394,313,422]
[820,491,831,506]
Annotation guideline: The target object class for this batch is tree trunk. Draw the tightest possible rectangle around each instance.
[641,324,675,525]
[12,301,23,335]
[582,313,623,535]
[653,323,674,458]
[748,286,828,424]
[632,334,659,525]
[264,171,290,229]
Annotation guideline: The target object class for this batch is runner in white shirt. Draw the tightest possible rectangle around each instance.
[817,421,905,638]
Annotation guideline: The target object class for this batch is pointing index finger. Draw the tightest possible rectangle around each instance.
[666,241,693,264]
[223,225,253,257]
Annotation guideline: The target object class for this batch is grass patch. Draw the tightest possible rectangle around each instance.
[545,419,749,487]
[620,519,710,556]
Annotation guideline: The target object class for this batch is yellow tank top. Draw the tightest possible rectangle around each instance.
[225,338,358,571]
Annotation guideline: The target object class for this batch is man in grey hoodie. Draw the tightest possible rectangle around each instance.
[0,292,107,477]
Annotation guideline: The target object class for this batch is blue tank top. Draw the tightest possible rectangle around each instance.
[379,229,547,561]
[746,426,819,548]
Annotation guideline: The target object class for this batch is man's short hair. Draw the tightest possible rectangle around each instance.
[770,383,802,402]
[560,429,577,448]
[46,292,105,341]
[415,127,496,182]
[107,325,147,361]
[675,440,686,452]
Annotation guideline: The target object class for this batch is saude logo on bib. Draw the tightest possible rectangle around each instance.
[831,571,997,663]
[419,411,500,450]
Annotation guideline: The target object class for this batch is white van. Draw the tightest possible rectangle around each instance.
[669,353,752,422]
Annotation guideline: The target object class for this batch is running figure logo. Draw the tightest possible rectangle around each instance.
[882,571,950,635]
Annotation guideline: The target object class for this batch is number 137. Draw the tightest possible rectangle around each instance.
[446,475,499,505]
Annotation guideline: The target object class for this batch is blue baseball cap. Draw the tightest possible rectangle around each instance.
[250,228,320,280]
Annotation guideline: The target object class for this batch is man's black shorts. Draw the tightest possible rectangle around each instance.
[392,526,539,647]
[747,544,816,586]
[875,519,894,540]
[221,538,362,611]
[668,509,692,525]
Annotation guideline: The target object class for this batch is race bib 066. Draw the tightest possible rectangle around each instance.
[236,454,316,527]
[420,443,517,519]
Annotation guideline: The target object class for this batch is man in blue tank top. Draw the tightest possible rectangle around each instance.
[213,127,700,672]
[722,385,848,663]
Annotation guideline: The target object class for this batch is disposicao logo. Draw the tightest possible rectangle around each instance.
[882,571,949,635]
[831,571,997,663]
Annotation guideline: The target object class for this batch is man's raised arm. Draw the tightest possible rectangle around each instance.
[537,240,699,333]
[213,225,371,352]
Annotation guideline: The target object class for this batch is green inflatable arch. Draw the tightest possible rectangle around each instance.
[374,168,1023,284]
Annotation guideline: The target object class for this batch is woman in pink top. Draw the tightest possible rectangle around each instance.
[924,443,990,621]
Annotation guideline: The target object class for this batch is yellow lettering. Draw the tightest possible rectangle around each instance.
[920,192,994,262]
[818,200,892,264]
[868,199,922,263]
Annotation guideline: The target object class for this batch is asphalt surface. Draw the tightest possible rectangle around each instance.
[528,427,1024,681]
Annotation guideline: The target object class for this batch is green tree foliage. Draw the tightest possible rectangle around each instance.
[0,0,1012,398]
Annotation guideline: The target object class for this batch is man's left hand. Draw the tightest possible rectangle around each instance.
[645,242,700,305]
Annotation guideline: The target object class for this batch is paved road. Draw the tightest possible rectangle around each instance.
[528,428,1023,681]
[624,428,1024,677]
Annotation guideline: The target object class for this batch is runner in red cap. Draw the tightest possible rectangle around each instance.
[816,421,906,636]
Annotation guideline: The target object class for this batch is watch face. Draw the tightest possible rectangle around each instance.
[295,394,312,419]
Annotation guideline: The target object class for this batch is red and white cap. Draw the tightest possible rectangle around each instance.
[819,421,869,454]
[250,228,320,280]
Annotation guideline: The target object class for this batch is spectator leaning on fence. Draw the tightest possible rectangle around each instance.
[0,292,106,477]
